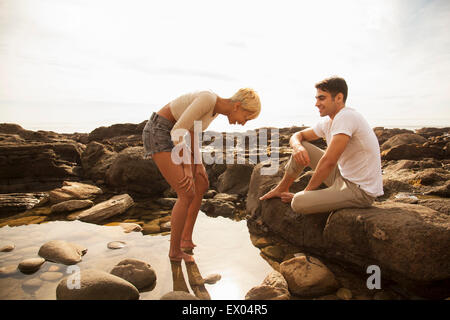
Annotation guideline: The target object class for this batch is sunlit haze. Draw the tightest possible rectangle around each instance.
[1,0,449,133]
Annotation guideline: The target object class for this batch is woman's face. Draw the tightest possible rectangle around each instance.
[227,104,254,126]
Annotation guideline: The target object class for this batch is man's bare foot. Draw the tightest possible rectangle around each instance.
[280,192,294,203]
[259,186,289,201]
[169,251,195,263]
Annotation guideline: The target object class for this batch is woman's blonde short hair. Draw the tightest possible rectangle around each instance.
[230,88,261,120]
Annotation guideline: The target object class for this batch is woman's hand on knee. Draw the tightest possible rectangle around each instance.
[179,163,195,193]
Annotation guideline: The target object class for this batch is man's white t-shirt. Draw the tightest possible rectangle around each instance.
[312,107,384,197]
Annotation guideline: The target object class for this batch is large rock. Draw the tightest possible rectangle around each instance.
[0,143,84,193]
[38,240,87,265]
[279,256,339,297]
[47,181,103,204]
[323,202,450,284]
[110,259,156,291]
[380,133,427,151]
[247,162,450,298]
[0,193,47,217]
[245,270,290,300]
[88,123,144,142]
[381,144,446,160]
[217,164,255,196]
[200,199,235,218]
[69,194,134,223]
[81,141,118,182]
[105,147,169,196]
[56,269,140,300]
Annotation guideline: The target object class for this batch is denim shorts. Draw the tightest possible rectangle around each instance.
[142,112,175,159]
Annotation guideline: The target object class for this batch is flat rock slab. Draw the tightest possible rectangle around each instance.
[56,269,140,300]
[50,199,94,214]
[38,240,87,265]
[48,181,103,204]
[68,194,134,223]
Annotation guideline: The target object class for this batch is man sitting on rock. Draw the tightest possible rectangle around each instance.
[260,76,384,214]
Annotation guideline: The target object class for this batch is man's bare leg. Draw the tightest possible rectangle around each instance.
[259,171,296,201]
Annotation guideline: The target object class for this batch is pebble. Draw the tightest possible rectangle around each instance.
[0,243,15,252]
[22,278,44,291]
[160,221,171,232]
[0,265,18,276]
[40,272,64,281]
[373,291,392,300]
[18,257,46,274]
[48,265,61,272]
[336,288,353,300]
[203,274,221,285]
[107,241,127,249]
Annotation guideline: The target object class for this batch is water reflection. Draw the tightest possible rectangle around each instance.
[0,212,273,300]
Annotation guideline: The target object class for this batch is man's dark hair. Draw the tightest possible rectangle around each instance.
[315,76,348,103]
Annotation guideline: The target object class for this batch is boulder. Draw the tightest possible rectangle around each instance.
[380,133,427,151]
[69,194,134,223]
[38,240,87,265]
[0,193,47,216]
[247,161,450,298]
[110,258,157,290]
[279,256,339,297]
[47,181,103,204]
[88,123,144,142]
[80,141,118,182]
[200,199,235,218]
[56,269,140,300]
[50,199,94,213]
[245,270,290,300]
[217,164,255,196]
[105,147,169,196]
[381,144,446,160]
[0,143,84,193]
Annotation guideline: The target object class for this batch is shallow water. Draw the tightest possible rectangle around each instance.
[0,212,273,300]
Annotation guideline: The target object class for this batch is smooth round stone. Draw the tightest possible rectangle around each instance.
[0,243,15,252]
[18,257,46,274]
[107,241,127,249]
[336,288,353,300]
[48,265,61,272]
[40,272,64,281]
[160,221,171,232]
[22,278,44,291]
[0,265,18,276]
[204,274,221,284]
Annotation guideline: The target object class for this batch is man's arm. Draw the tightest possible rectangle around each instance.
[304,133,350,191]
[290,128,320,167]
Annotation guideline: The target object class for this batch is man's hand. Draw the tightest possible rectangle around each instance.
[292,144,310,167]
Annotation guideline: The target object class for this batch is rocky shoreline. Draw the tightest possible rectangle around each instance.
[0,122,449,300]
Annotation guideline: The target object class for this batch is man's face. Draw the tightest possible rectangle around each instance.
[315,89,337,118]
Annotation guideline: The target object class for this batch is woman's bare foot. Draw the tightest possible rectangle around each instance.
[181,239,196,250]
[280,192,294,203]
[259,186,289,200]
[169,251,195,263]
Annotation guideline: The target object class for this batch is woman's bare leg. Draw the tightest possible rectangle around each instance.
[152,151,195,263]
[181,166,209,250]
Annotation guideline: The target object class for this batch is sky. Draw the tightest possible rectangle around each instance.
[0,0,449,133]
